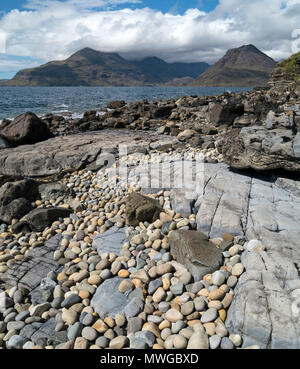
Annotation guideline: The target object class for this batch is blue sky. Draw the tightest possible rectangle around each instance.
[0,1,220,14]
[0,0,299,79]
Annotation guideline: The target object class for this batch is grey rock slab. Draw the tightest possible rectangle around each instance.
[92,226,126,256]
[0,130,178,177]
[0,234,63,304]
[90,277,130,319]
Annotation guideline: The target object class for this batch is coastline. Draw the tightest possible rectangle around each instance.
[0,81,300,350]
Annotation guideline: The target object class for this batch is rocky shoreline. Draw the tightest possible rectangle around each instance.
[0,79,299,350]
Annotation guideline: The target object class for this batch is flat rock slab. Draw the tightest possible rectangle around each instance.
[90,277,130,318]
[0,129,178,177]
[169,229,223,281]
[188,163,300,349]
[92,226,126,255]
[0,234,62,304]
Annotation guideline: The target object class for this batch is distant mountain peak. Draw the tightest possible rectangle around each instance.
[195,44,276,87]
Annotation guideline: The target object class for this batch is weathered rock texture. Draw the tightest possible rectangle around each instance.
[0,130,178,178]
[0,234,62,304]
[125,193,163,227]
[0,112,53,146]
[169,230,223,281]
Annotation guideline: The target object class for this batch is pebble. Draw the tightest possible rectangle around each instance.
[165,309,183,323]
[200,308,218,323]
[82,326,98,341]
[231,263,244,276]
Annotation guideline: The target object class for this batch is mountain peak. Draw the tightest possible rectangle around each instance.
[195,44,276,87]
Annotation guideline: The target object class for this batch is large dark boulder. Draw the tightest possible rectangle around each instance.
[0,112,53,146]
[209,102,244,126]
[169,230,223,281]
[125,193,163,227]
[0,179,39,223]
[0,198,33,224]
[150,105,174,119]
[21,207,73,232]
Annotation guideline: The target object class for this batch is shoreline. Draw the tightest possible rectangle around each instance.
[0,81,299,349]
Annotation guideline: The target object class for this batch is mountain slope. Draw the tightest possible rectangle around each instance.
[4,48,209,86]
[194,44,276,87]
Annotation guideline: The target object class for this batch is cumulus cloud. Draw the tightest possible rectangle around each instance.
[0,0,300,77]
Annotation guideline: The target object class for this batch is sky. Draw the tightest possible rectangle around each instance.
[0,0,300,78]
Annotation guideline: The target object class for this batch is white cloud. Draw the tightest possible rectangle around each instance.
[0,0,300,76]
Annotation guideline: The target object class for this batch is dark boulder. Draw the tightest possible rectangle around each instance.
[21,207,73,232]
[0,179,39,223]
[125,193,163,227]
[0,112,53,146]
[169,230,223,281]
[0,198,33,224]
[106,100,126,109]
[209,103,244,126]
[150,105,174,119]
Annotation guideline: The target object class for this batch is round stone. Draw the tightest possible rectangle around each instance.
[165,309,183,323]
[181,301,194,316]
[173,335,187,349]
[231,263,244,276]
[152,287,166,303]
[109,336,128,349]
[82,326,98,341]
[200,308,218,323]
[211,271,226,286]
[118,280,133,293]
[229,333,242,347]
[209,335,221,349]
[221,337,234,349]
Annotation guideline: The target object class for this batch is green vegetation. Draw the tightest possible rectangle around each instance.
[275,51,300,81]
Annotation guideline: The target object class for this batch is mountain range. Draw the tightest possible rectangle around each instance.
[2,48,209,87]
[2,44,277,87]
[194,44,277,87]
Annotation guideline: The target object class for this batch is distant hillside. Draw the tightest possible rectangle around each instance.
[271,51,300,81]
[4,48,209,87]
[194,44,277,87]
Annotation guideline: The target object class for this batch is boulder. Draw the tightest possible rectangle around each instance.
[38,182,74,201]
[150,105,174,119]
[106,100,126,109]
[0,198,33,224]
[0,112,53,146]
[209,102,244,126]
[169,230,223,281]
[125,193,163,227]
[0,179,39,223]
[20,207,73,232]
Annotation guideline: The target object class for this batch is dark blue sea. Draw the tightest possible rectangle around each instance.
[0,86,252,121]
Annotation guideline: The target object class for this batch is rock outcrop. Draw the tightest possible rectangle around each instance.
[0,112,53,146]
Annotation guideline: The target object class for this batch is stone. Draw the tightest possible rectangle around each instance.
[82,327,98,341]
[109,336,128,349]
[187,327,209,349]
[220,337,235,349]
[126,193,163,227]
[92,226,126,256]
[118,280,133,294]
[133,330,156,348]
[127,317,143,334]
[229,333,242,347]
[165,309,183,323]
[7,335,28,349]
[231,263,244,276]
[169,230,223,281]
[67,322,83,341]
[61,294,81,309]
[173,334,188,349]
[209,335,221,349]
[148,279,163,295]
[0,112,53,146]
[90,277,130,319]
[31,303,51,317]
[212,271,226,286]
[200,308,218,323]
[21,207,73,232]
[62,309,78,325]
[124,297,144,320]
